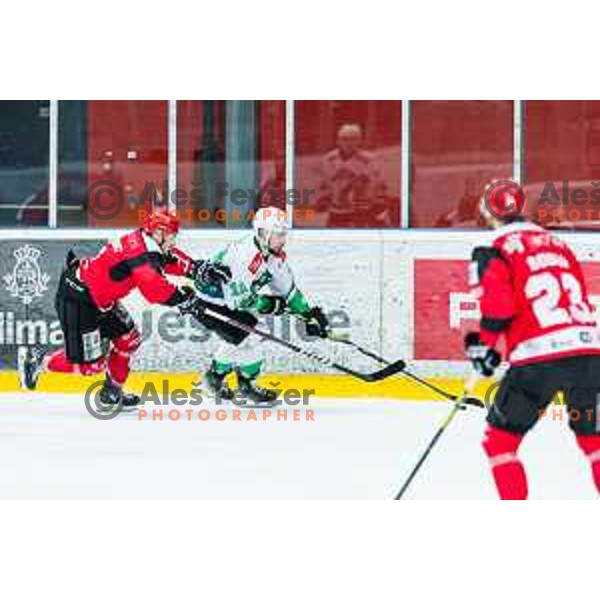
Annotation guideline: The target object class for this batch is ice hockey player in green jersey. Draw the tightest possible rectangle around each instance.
[192,206,330,404]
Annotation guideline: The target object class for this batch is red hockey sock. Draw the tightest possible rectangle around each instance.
[106,329,141,386]
[575,435,600,494]
[482,424,528,500]
[46,349,77,374]
[46,349,105,376]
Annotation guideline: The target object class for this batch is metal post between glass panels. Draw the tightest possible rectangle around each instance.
[285,99,295,229]
[401,100,411,229]
[168,100,177,213]
[48,100,58,228]
[514,100,524,184]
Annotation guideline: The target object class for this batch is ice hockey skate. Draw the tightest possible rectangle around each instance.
[96,376,141,413]
[235,370,279,407]
[18,345,47,391]
[198,361,235,404]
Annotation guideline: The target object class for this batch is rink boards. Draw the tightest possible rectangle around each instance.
[2,229,600,396]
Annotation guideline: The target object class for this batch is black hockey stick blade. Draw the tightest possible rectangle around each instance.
[463,396,485,408]
[325,334,406,381]
[308,357,406,383]
[363,358,406,382]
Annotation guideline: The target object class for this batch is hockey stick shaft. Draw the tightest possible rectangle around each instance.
[394,373,479,500]
[327,334,484,408]
[201,307,405,383]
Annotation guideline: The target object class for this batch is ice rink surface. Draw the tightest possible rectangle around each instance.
[0,393,597,499]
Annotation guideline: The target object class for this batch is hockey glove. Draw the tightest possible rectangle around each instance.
[304,306,330,338]
[464,332,501,377]
[254,295,286,315]
[177,286,207,319]
[191,260,232,287]
[66,248,80,269]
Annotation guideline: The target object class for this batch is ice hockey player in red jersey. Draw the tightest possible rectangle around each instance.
[465,180,600,499]
[18,209,219,409]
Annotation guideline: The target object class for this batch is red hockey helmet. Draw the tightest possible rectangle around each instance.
[142,209,180,235]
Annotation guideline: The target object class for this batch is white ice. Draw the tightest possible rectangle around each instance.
[0,393,596,499]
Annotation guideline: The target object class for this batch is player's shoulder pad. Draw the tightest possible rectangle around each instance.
[470,246,506,283]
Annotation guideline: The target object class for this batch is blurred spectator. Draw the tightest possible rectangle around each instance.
[16,187,48,226]
[435,178,484,228]
[259,172,286,212]
[315,123,390,227]
[17,173,86,226]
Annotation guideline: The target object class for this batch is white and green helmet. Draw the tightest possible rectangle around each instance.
[253,207,288,253]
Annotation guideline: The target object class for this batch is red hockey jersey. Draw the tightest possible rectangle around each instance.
[470,221,600,366]
[79,229,193,310]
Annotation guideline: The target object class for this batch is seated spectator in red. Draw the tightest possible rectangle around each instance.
[315,124,389,227]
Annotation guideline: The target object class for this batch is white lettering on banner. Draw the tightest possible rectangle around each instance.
[467,262,479,286]
[448,293,600,329]
[449,292,480,329]
[0,312,63,346]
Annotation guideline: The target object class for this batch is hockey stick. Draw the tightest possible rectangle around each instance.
[201,306,406,383]
[394,372,479,500]
[327,333,484,408]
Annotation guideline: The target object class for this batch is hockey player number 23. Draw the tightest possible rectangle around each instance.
[525,272,594,328]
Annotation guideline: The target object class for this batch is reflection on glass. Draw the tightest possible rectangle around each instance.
[0,101,50,227]
[410,101,513,228]
[525,101,600,230]
[58,101,168,227]
[294,101,401,228]
[177,101,285,228]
